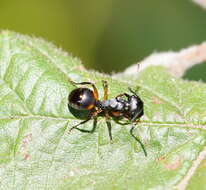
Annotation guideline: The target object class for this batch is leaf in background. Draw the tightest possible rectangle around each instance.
[0,31,206,190]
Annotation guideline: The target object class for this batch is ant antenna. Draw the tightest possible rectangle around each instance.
[128,86,141,96]
[129,124,147,157]
[128,87,137,96]
[128,87,135,94]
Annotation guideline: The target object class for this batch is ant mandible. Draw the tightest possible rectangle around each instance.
[68,80,147,156]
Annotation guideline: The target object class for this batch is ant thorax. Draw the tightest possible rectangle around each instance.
[98,98,129,111]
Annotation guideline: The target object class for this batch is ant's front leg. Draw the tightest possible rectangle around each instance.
[129,124,147,157]
[76,118,97,134]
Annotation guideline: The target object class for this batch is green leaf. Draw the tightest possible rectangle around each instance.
[0,31,206,190]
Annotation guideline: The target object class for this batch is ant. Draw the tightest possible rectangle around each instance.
[68,80,147,156]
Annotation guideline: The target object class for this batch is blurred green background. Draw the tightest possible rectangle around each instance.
[0,0,206,78]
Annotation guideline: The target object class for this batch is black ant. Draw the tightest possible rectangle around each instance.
[68,81,147,156]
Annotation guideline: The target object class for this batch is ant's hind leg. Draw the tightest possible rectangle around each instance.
[69,110,96,133]
[102,80,108,100]
[69,117,92,133]
[130,125,147,157]
[71,81,99,99]
[69,109,102,133]
[76,118,97,133]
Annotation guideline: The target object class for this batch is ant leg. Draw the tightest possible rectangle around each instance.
[69,117,92,133]
[102,80,108,100]
[76,118,97,133]
[116,93,130,100]
[114,119,130,125]
[115,93,130,103]
[69,110,95,132]
[69,109,102,133]
[105,113,113,142]
[71,81,99,99]
[130,125,147,157]
[131,110,143,122]
[116,93,130,98]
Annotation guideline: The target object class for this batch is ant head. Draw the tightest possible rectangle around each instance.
[68,88,96,110]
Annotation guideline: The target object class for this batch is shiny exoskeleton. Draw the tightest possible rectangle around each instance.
[99,93,143,121]
[68,81,146,156]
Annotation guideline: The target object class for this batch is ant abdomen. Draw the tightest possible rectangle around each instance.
[68,88,96,110]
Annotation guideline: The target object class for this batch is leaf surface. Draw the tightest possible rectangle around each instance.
[0,31,206,190]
